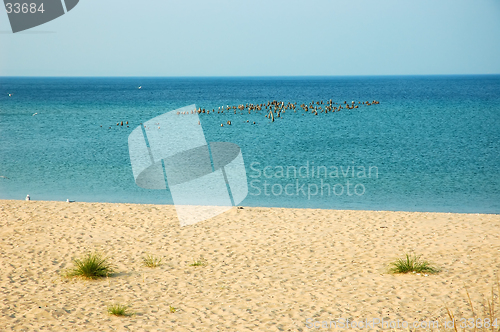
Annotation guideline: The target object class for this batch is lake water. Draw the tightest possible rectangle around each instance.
[0,76,499,213]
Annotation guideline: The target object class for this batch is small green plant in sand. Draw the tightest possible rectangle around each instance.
[107,304,133,317]
[189,257,207,267]
[142,254,162,268]
[65,252,114,279]
[169,306,177,313]
[388,253,438,274]
[442,278,500,332]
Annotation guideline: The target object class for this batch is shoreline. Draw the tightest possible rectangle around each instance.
[1,199,499,331]
[2,198,498,216]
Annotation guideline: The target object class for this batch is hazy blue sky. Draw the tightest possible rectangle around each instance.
[1,0,499,76]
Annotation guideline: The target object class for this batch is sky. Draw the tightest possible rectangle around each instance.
[0,0,499,76]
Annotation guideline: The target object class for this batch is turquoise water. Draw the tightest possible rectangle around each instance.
[0,76,499,213]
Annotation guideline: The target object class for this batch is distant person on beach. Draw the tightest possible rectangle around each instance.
[25,195,30,201]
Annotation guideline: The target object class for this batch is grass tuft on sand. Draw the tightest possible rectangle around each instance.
[389,253,439,274]
[142,254,162,268]
[442,278,500,332]
[107,304,133,317]
[189,257,207,267]
[65,252,114,279]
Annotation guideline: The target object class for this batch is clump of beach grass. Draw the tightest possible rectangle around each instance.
[189,257,207,267]
[442,278,499,332]
[142,254,162,268]
[169,306,177,313]
[107,304,133,317]
[389,279,500,332]
[388,253,439,274]
[65,252,114,279]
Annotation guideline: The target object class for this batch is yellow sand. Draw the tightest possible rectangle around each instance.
[0,199,499,331]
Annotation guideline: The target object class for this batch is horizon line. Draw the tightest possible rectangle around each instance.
[1,73,500,79]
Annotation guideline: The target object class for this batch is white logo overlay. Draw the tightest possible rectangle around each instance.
[128,105,248,226]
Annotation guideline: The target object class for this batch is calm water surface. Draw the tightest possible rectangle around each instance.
[0,76,499,213]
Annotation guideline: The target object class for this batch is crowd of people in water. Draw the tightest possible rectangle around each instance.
[105,99,380,129]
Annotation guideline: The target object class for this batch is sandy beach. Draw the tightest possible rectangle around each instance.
[0,199,499,331]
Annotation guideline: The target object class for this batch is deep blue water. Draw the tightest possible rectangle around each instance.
[0,76,499,213]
